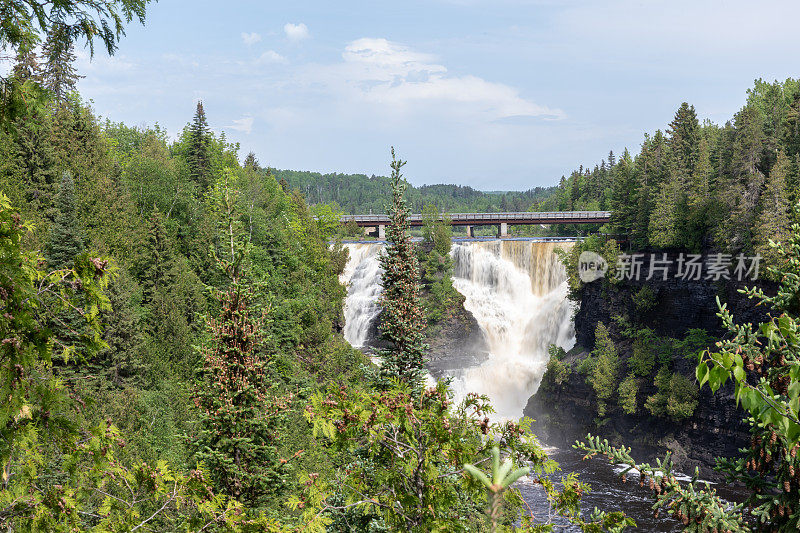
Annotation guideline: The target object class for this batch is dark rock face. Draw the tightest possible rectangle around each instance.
[526,263,776,480]
[425,306,489,377]
[363,306,489,375]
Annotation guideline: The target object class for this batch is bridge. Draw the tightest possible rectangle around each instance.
[340,211,612,238]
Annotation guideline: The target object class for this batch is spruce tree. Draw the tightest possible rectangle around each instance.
[187,101,212,191]
[12,43,43,83]
[243,151,260,171]
[41,25,82,104]
[668,102,700,175]
[192,174,286,506]
[45,171,86,269]
[753,150,792,269]
[378,148,427,384]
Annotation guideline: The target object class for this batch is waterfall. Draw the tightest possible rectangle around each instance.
[340,239,575,420]
[340,243,383,347]
[449,241,575,419]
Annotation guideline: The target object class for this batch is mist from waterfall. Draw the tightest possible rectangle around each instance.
[339,239,575,420]
[449,241,575,420]
[340,243,383,347]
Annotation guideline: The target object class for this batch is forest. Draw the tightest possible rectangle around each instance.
[2,1,800,532]
[273,168,554,215]
[536,79,798,261]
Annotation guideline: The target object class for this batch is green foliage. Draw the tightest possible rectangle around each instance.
[273,168,555,215]
[541,345,571,391]
[575,436,748,532]
[631,285,656,314]
[588,323,620,417]
[557,236,621,301]
[629,330,657,377]
[644,367,698,421]
[540,79,800,260]
[417,204,461,328]
[694,206,800,530]
[45,171,86,268]
[617,374,639,415]
[378,149,427,384]
[301,381,629,532]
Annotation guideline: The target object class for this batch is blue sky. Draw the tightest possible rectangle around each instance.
[77,0,800,190]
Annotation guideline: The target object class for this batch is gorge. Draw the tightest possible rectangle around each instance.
[340,238,757,531]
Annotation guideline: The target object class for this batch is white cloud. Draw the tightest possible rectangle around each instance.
[256,50,288,64]
[228,116,254,134]
[284,23,310,41]
[325,37,562,121]
[241,32,262,46]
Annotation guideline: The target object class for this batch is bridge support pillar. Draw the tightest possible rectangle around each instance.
[465,225,474,238]
[498,222,508,238]
[378,224,386,240]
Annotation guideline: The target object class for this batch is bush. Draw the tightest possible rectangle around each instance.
[632,285,657,313]
[645,367,698,421]
[618,374,639,415]
[629,329,657,377]
[541,345,570,391]
[589,323,620,417]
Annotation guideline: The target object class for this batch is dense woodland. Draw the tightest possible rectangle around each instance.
[2,2,800,531]
[537,79,799,264]
[274,168,554,215]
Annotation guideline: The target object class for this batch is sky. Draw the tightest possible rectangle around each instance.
[76,0,800,190]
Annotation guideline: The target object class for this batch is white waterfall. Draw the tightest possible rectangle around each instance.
[449,241,575,420]
[339,239,575,420]
[340,243,384,347]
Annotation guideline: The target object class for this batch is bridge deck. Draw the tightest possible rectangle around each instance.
[340,211,611,226]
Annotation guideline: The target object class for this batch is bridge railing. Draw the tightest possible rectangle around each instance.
[339,211,612,224]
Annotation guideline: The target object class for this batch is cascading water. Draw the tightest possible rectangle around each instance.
[340,243,384,347]
[448,241,575,419]
[340,239,574,419]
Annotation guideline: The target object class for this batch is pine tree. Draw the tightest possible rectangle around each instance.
[753,150,792,269]
[45,172,86,269]
[41,25,82,104]
[379,148,427,384]
[187,101,212,191]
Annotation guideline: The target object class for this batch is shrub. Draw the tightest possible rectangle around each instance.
[645,367,698,421]
[589,323,620,417]
[631,285,657,313]
[541,345,570,391]
[629,329,657,377]
[618,374,639,415]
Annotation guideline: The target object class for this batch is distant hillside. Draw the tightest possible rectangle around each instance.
[272,169,555,214]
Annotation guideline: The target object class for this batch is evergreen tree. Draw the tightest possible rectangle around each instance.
[753,150,792,269]
[590,322,619,417]
[137,209,176,306]
[379,148,427,384]
[610,149,636,236]
[243,151,261,171]
[668,102,700,175]
[187,100,212,191]
[45,171,86,269]
[41,25,83,104]
[12,43,43,83]
[192,175,286,506]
